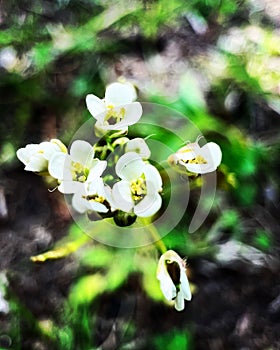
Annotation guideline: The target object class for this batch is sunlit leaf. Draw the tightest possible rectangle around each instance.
[69,274,106,305]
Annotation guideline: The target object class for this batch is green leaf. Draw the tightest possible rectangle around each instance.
[79,246,113,268]
[69,274,106,305]
[153,330,192,350]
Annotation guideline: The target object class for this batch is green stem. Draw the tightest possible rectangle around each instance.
[140,218,167,254]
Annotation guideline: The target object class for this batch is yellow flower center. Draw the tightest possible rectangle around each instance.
[71,161,88,182]
[184,155,207,164]
[104,106,126,125]
[130,176,147,203]
[84,194,105,203]
[177,144,208,165]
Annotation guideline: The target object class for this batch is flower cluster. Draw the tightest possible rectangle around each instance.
[16,82,163,224]
[16,81,222,311]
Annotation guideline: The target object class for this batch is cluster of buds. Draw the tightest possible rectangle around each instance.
[17,81,222,311]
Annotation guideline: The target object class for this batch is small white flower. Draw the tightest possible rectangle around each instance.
[111,152,162,217]
[48,140,106,194]
[168,141,222,174]
[125,138,151,159]
[72,178,113,214]
[16,139,67,172]
[86,82,142,132]
[157,250,192,311]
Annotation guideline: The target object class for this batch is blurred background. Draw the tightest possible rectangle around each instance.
[1,0,280,349]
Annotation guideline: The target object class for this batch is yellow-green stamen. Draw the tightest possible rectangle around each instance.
[104,106,126,125]
[130,176,147,203]
[71,161,88,182]
[184,155,207,164]
[84,194,105,203]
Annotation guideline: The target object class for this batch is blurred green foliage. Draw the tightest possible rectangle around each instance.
[153,329,192,350]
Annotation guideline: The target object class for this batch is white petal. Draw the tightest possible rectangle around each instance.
[88,177,105,194]
[157,273,177,301]
[72,193,108,213]
[105,82,137,105]
[144,164,162,192]
[50,139,67,153]
[134,193,162,217]
[87,160,107,182]
[160,250,183,265]
[25,144,39,153]
[180,270,192,301]
[86,200,108,213]
[48,153,69,180]
[104,185,116,211]
[16,148,30,165]
[201,142,222,168]
[175,146,198,162]
[69,140,94,166]
[25,155,48,172]
[115,152,144,180]
[86,94,106,119]
[183,161,216,174]
[39,142,59,160]
[58,180,85,194]
[174,290,185,311]
[72,193,88,213]
[115,102,142,128]
[111,181,134,212]
[125,138,151,159]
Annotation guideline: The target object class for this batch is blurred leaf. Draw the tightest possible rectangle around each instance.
[254,229,272,251]
[0,142,15,165]
[31,228,90,262]
[139,256,163,301]
[153,330,192,350]
[79,246,113,268]
[57,328,73,350]
[106,251,133,291]
[236,182,257,206]
[179,71,207,112]
[69,274,106,305]
[220,209,239,229]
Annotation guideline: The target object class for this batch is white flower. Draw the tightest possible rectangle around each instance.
[168,141,222,174]
[157,250,192,311]
[72,178,113,214]
[111,152,162,217]
[16,139,67,172]
[48,140,106,194]
[86,82,142,132]
[125,138,151,159]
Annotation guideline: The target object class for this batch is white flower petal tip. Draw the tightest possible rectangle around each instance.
[168,141,222,174]
[86,94,106,117]
[105,81,137,105]
[16,139,67,173]
[112,153,163,218]
[157,250,192,311]
[125,138,151,159]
